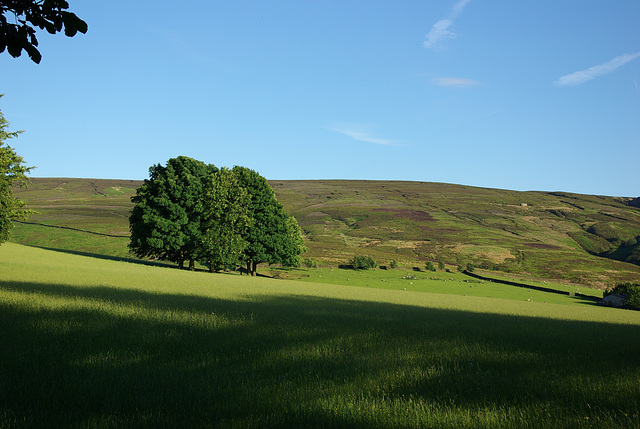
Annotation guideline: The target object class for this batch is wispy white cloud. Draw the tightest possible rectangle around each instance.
[432,77,481,87]
[424,19,455,50]
[451,0,473,17]
[329,123,400,146]
[424,0,472,50]
[554,52,640,86]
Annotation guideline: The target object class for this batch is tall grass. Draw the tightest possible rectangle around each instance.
[1,243,639,428]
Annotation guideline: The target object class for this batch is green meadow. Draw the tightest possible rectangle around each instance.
[2,243,640,428]
[292,267,603,305]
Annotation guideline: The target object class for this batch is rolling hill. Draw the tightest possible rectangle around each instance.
[10,178,640,288]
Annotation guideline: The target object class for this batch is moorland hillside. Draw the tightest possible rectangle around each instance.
[11,178,640,287]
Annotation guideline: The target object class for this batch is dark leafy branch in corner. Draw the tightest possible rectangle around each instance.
[0,0,87,63]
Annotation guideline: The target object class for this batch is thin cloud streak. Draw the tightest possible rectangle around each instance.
[433,77,481,87]
[424,0,472,50]
[424,19,455,50]
[329,124,401,146]
[555,52,640,86]
[451,0,473,18]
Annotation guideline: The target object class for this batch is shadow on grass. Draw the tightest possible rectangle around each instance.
[1,281,639,428]
[23,246,262,276]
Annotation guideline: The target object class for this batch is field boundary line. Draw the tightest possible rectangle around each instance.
[13,220,128,238]
[462,270,601,302]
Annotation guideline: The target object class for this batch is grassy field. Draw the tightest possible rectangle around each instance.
[9,178,135,258]
[289,267,603,305]
[2,243,640,428]
[10,178,640,288]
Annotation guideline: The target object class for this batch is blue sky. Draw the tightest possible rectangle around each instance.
[1,0,639,196]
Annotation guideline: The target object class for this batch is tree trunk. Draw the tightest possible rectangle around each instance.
[247,261,252,277]
[189,259,195,271]
[252,261,258,276]
[178,259,184,270]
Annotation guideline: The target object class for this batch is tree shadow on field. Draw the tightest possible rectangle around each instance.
[1,281,639,428]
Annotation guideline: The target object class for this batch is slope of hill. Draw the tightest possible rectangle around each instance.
[10,178,640,287]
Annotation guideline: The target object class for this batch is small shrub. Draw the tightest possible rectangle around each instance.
[605,282,640,310]
[303,258,318,269]
[478,260,495,271]
[495,261,522,274]
[390,259,398,269]
[349,255,377,270]
[425,261,436,272]
[437,260,445,271]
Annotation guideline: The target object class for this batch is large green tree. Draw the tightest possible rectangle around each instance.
[199,167,252,272]
[0,96,33,244]
[129,156,216,270]
[1,0,87,63]
[233,166,306,276]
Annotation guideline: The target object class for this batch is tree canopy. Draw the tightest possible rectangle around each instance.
[233,166,306,275]
[0,95,34,244]
[199,167,251,272]
[129,156,215,270]
[129,158,306,275]
[1,0,87,63]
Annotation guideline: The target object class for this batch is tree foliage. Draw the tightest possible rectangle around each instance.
[349,255,377,270]
[303,258,318,269]
[1,0,87,63]
[233,166,306,275]
[129,156,215,270]
[604,282,640,310]
[0,96,34,244]
[199,167,251,272]
[129,159,306,275]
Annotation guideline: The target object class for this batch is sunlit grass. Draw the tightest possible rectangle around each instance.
[293,266,602,306]
[1,243,640,428]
